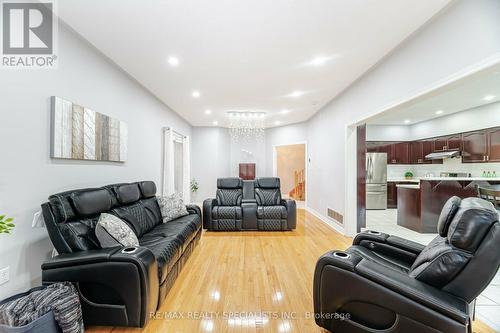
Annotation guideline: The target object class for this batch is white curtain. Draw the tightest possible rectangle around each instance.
[162,128,190,203]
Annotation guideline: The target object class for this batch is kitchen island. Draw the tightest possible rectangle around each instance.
[397,178,500,233]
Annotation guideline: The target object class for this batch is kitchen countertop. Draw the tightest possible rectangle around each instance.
[388,177,500,182]
[420,177,500,181]
[396,184,421,189]
[387,178,420,183]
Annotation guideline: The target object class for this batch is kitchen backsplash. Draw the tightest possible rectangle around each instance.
[387,157,500,178]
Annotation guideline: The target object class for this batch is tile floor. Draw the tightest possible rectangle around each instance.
[366,209,500,332]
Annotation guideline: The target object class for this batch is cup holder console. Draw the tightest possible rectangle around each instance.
[366,230,381,235]
[333,251,350,259]
[121,247,138,254]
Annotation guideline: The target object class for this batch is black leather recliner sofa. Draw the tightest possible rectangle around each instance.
[313,196,500,333]
[40,181,202,328]
[203,177,296,231]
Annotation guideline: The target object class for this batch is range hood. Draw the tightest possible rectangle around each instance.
[425,150,461,160]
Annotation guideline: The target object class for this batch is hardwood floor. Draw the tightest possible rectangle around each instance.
[87,209,494,333]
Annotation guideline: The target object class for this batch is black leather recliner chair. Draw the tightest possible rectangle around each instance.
[314,196,500,333]
[254,177,296,230]
[203,178,243,230]
[40,181,202,328]
[203,177,296,231]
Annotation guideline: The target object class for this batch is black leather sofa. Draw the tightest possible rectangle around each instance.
[313,196,500,333]
[40,181,202,328]
[203,177,296,231]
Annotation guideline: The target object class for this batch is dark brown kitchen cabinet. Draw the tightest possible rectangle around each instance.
[462,130,488,163]
[447,134,462,151]
[390,142,409,164]
[367,142,393,164]
[488,127,500,162]
[387,182,397,208]
[433,134,462,152]
[410,140,442,164]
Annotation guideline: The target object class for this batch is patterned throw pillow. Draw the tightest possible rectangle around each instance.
[95,213,139,248]
[157,193,189,223]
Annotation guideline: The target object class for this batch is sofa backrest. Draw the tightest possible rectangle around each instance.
[216,178,243,206]
[254,177,282,206]
[42,181,161,254]
[409,196,500,302]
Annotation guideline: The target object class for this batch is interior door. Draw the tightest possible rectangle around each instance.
[462,130,488,163]
[488,127,500,162]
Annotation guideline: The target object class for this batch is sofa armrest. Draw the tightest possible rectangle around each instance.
[186,204,201,218]
[355,259,469,324]
[42,246,158,328]
[282,199,297,230]
[353,230,425,265]
[202,198,217,229]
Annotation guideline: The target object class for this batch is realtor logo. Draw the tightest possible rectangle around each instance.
[1,0,57,68]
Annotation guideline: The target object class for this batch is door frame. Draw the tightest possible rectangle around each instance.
[272,141,308,207]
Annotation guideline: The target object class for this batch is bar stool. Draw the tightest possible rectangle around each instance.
[477,186,500,209]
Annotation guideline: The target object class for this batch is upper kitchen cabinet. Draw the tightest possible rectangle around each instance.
[487,127,500,162]
[390,142,409,164]
[367,142,393,163]
[410,140,442,164]
[433,134,462,152]
[462,130,488,163]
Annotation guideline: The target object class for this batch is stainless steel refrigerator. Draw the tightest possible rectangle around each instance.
[366,152,387,210]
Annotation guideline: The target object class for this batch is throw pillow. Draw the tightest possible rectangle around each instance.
[95,213,139,248]
[157,193,189,223]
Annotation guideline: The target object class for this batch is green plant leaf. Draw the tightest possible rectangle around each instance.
[0,215,5,220]
[5,218,13,222]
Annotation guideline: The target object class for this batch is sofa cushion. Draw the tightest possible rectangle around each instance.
[216,189,243,206]
[137,181,157,198]
[157,193,189,222]
[140,236,181,283]
[71,189,112,217]
[115,184,142,205]
[257,206,287,219]
[139,214,201,282]
[111,199,160,237]
[95,213,139,248]
[255,188,281,206]
[58,217,100,251]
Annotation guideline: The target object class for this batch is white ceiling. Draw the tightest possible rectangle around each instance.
[366,62,500,125]
[58,0,451,128]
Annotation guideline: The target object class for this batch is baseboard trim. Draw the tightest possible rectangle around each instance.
[306,206,345,235]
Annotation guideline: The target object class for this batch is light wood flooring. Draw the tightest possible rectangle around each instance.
[88,209,495,333]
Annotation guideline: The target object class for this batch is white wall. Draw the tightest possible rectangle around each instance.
[0,25,191,299]
[306,0,500,235]
[229,135,267,178]
[191,127,230,201]
[366,125,411,141]
[410,101,500,139]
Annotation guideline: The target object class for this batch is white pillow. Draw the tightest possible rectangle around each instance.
[157,193,189,223]
[95,213,139,248]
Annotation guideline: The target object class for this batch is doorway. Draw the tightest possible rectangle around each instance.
[274,143,306,204]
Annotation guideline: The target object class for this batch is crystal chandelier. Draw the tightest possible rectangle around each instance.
[227,111,266,141]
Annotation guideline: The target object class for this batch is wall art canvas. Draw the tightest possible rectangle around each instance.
[50,96,128,162]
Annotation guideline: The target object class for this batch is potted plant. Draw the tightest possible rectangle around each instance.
[404,171,414,180]
[190,179,199,202]
[0,214,15,234]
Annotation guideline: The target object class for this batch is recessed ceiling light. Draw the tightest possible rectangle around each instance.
[204,109,212,115]
[280,109,290,114]
[212,120,218,126]
[404,119,411,124]
[288,91,304,98]
[435,110,444,115]
[275,120,282,125]
[192,91,201,98]
[307,56,331,66]
[167,56,179,66]
[483,95,496,101]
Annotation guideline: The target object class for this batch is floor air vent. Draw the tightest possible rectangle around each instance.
[327,208,344,225]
